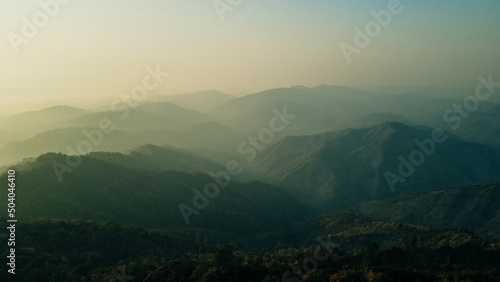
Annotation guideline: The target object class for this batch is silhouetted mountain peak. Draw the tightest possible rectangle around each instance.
[132,143,163,155]
[290,85,309,90]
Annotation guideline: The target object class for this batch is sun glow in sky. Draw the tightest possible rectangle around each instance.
[0,0,499,101]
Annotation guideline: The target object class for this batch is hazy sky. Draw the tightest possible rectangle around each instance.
[1,0,499,100]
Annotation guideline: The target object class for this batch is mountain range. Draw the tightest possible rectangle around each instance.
[249,122,500,210]
[1,85,499,238]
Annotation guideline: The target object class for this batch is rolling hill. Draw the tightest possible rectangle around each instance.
[2,153,312,235]
[88,143,224,175]
[0,105,92,135]
[359,182,500,238]
[51,102,212,132]
[0,128,151,165]
[208,85,500,149]
[249,122,500,209]
[0,121,242,166]
[150,90,235,112]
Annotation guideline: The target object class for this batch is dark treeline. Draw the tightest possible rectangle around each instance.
[1,218,499,281]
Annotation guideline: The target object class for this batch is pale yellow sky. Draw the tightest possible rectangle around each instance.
[1,0,499,104]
